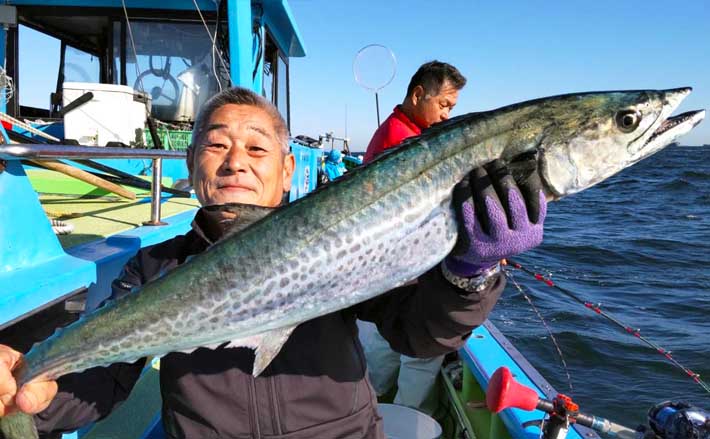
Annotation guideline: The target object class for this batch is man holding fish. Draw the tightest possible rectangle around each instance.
[0,85,552,438]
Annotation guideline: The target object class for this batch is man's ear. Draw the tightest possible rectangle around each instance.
[411,85,425,106]
[282,152,295,193]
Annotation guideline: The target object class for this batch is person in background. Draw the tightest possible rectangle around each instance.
[363,60,466,163]
[360,60,468,413]
[324,149,347,181]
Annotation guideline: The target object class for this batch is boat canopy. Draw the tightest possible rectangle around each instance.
[0,0,305,125]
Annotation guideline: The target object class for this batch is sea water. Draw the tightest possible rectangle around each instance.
[494,145,710,427]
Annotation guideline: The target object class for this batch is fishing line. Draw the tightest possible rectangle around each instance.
[504,269,574,394]
[121,0,152,121]
[508,259,710,395]
[192,0,229,91]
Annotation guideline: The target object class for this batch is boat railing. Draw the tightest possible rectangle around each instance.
[0,144,187,225]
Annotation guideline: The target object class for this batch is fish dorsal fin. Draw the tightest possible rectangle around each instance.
[202,203,277,239]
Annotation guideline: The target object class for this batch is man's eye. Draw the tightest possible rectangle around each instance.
[204,143,227,150]
[249,145,267,153]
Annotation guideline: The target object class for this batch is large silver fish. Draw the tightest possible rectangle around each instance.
[1,88,704,437]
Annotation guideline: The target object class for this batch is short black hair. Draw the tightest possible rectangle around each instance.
[190,87,289,153]
[405,60,467,98]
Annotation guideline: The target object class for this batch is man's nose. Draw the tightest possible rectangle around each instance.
[223,145,248,172]
[441,110,450,121]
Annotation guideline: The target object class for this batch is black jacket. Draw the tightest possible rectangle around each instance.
[36,208,505,439]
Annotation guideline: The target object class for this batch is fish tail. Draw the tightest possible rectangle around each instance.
[0,412,39,439]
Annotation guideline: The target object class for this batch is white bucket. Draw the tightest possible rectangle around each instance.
[378,403,442,439]
[63,82,150,146]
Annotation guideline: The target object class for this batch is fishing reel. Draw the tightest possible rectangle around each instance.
[485,367,710,439]
[645,401,710,439]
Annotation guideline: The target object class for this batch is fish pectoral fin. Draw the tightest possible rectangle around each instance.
[217,325,297,376]
[246,325,297,377]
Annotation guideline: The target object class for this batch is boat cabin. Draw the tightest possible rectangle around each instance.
[0,0,305,146]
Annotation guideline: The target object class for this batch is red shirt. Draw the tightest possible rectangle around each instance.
[363,106,422,163]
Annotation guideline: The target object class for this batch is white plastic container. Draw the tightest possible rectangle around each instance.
[378,403,442,439]
[62,82,151,146]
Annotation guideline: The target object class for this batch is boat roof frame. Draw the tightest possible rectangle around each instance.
[4,0,306,66]
[1,0,305,117]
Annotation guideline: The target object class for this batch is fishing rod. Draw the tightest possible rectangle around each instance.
[506,259,710,395]
[486,366,710,439]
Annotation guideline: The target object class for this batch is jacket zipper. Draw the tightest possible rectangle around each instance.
[248,376,262,439]
[269,376,284,435]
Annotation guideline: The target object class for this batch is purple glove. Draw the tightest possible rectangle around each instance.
[445,159,547,277]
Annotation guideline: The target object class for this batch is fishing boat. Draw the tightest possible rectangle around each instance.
[0,2,691,439]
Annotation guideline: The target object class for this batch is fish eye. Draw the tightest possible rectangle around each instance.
[615,110,641,133]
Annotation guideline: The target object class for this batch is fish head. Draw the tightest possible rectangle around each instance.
[528,88,704,199]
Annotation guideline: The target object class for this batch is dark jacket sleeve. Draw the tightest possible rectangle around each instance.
[355,265,505,358]
[34,256,149,436]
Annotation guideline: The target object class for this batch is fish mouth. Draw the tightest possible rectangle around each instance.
[644,110,706,146]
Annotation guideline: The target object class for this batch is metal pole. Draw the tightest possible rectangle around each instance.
[227,0,253,88]
[375,92,381,126]
[143,158,167,226]
[0,144,185,160]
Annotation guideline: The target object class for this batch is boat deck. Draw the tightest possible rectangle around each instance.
[40,193,200,249]
[28,168,200,249]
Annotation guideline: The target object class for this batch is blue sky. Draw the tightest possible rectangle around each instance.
[19,1,710,149]
[287,0,710,150]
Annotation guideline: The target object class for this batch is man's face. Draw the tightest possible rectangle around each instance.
[188,104,295,208]
[411,81,460,128]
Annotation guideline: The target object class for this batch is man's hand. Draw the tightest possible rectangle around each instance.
[0,345,58,417]
[445,159,547,277]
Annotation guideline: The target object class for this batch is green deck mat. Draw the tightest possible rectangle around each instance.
[40,194,200,248]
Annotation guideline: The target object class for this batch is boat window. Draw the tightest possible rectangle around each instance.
[113,21,122,86]
[262,30,290,128]
[115,20,225,122]
[64,45,100,84]
[263,45,275,104]
[276,54,289,127]
[18,25,59,115]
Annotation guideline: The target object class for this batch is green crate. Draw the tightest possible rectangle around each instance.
[145,128,192,150]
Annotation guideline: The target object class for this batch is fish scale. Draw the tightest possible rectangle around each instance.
[4,89,703,439]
